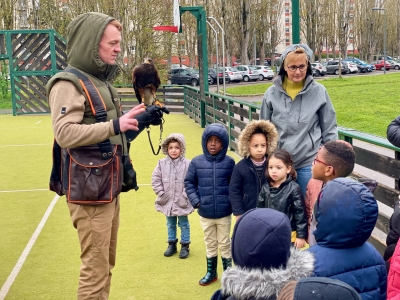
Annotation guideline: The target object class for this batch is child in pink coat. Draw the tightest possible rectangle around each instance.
[151,133,193,258]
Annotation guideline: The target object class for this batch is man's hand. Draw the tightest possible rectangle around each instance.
[119,104,145,133]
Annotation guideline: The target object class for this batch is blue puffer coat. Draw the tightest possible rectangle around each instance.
[307,178,387,300]
[185,123,235,219]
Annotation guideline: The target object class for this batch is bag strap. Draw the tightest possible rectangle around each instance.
[64,68,113,159]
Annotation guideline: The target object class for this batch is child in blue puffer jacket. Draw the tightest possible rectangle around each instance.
[184,123,235,286]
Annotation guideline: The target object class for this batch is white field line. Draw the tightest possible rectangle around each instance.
[0,194,60,300]
[0,144,51,148]
[0,189,48,193]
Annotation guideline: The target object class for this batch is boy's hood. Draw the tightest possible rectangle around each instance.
[314,177,378,248]
[201,123,229,161]
[66,12,119,80]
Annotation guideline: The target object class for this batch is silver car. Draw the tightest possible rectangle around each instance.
[236,65,259,82]
[254,66,274,81]
[224,67,242,83]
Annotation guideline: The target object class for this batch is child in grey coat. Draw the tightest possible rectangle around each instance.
[152,133,193,258]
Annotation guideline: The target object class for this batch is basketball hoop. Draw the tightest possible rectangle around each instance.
[153,0,180,33]
[153,25,179,33]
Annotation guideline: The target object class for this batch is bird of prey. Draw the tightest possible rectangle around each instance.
[132,58,161,105]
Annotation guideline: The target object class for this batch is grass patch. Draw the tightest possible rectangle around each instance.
[226,82,273,95]
[226,73,400,137]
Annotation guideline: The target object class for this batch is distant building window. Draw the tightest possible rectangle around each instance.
[285,38,290,43]
[285,8,290,13]
[179,43,186,54]
[285,18,289,23]
[285,28,290,33]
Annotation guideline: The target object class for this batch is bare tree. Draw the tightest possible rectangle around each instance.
[300,0,318,60]
[0,0,16,29]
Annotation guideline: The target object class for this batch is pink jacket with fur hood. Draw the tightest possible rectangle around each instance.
[151,133,193,216]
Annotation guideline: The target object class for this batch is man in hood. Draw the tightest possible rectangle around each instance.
[47,13,145,299]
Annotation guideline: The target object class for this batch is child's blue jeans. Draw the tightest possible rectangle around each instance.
[166,215,190,244]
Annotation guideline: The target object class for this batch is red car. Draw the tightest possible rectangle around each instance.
[371,60,391,71]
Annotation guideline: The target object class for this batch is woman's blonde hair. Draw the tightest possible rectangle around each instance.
[284,47,308,68]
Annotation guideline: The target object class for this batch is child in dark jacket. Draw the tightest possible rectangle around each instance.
[229,120,278,220]
[184,123,235,286]
[307,178,386,300]
[257,149,307,249]
[210,208,314,300]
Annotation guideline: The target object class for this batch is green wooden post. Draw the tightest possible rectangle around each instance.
[4,32,17,116]
[180,6,208,127]
[292,0,300,44]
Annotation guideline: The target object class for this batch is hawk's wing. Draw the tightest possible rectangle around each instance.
[132,65,144,104]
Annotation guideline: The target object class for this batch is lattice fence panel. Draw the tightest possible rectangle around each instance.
[3,31,67,114]
[13,75,50,114]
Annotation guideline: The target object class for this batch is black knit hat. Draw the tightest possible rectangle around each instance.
[231,208,291,269]
[293,277,361,300]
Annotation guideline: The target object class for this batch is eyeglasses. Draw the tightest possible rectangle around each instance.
[313,158,332,167]
[287,64,306,72]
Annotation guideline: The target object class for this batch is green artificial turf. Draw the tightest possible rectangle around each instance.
[0,114,240,300]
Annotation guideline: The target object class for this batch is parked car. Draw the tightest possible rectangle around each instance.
[343,57,373,73]
[388,60,400,70]
[323,60,350,75]
[170,64,189,69]
[371,60,391,71]
[236,65,259,82]
[377,55,393,61]
[208,68,230,84]
[345,62,358,73]
[224,67,242,83]
[167,67,201,86]
[253,66,274,81]
[311,63,326,76]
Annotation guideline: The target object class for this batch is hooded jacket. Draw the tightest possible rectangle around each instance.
[387,115,400,148]
[211,208,314,300]
[257,176,307,239]
[230,120,278,216]
[184,123,235,219]
[259,45,337,169]
[47,12,125,151]
[307,178,387,300]
[152,134,193,217]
